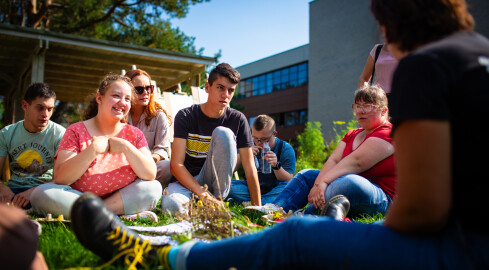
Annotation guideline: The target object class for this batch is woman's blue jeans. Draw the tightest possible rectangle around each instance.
[177,217,489,270]
[273,169,391,217]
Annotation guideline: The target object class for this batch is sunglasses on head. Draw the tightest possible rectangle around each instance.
[134,85,154,94]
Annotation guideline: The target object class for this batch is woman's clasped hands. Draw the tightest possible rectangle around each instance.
[91,136,129,155]
[308,181,328,209]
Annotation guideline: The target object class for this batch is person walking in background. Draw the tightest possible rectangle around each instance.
[228,114,296,205]
[358,43,398,94]
[125,69,173,187]
[0,82,65,209]
[30,74,161,221]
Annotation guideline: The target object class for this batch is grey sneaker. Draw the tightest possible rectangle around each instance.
[243,203,281,215]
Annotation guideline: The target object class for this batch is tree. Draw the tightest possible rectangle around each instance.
[1,0,215,124]
[0,0,210,54]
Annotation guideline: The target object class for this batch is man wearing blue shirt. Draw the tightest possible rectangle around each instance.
[228,114,296,204]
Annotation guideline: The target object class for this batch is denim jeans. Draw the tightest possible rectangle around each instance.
[227,180,289,205]
[176,216,489,270]
[161,127,237,214]
[273,169,391,217]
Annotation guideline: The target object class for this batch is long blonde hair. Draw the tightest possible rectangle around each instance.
[125,69,173,127]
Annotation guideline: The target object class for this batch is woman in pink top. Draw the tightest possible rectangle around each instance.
[30,74,162,220]
[358,44,399,94]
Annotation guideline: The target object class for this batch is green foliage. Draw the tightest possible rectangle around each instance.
[295,122,327,172]
[325,119,358,156]
[294,119,358,173]
[0,0,211,54]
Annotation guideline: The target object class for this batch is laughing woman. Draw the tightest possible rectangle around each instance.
[30,74,162,220]
[125,69,173,187]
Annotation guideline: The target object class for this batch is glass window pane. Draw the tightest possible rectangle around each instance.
[299,110,308,124]
[290,79,298,88]
[289,65,298,74]
[273,70,281,81]
[281,74,289,84]
[281,68,289,76]
[267,73,273,82]
[285,111,299,126]
[266,84,272,94]
[289,71,298,81]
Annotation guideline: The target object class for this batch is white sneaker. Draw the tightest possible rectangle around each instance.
[243,203,281,215]
[120,211,158,222]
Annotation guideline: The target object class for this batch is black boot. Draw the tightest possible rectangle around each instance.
[70,193,171,268]
[320,195,350,221]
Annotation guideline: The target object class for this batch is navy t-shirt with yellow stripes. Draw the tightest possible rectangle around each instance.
[173,104,253,177]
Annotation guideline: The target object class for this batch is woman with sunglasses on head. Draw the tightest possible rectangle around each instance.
[30,74,161,220]
[246,82,396,219]
[125,69,173,187]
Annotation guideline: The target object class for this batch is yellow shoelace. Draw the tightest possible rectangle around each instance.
[98,226,153,270]
[65,226,172,270]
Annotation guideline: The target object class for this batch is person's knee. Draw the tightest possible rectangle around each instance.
[326,174,363,197]
[212,127,235,148]
[131,180,163,211]
[141,180,163,201]
[296,169,320,181]
[30,183,57,204]
[296,168,314,175]
[30,183,76,217]
[213,126,234,138]
[161,193,189,215]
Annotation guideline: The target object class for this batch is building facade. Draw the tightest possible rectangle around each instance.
[235,45,309,142]
[308,0,489,140]
[235,0,489,142]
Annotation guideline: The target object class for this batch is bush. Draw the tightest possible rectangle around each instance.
[295,120,358,173]
[295,122,327,172]
[325,119,358,157]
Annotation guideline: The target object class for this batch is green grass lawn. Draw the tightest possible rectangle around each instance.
[36,203,383,269]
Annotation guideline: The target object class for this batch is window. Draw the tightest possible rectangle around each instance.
[257,109,308,128]
[236,62,308,99]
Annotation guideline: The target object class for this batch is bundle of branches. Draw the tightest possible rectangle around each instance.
[178,189,250,241]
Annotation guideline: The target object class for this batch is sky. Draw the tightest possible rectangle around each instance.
[169,0,311,68]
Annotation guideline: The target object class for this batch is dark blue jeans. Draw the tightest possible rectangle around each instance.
[273,169,391,217]
[227,180,288,205]
[177,216,489,270]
